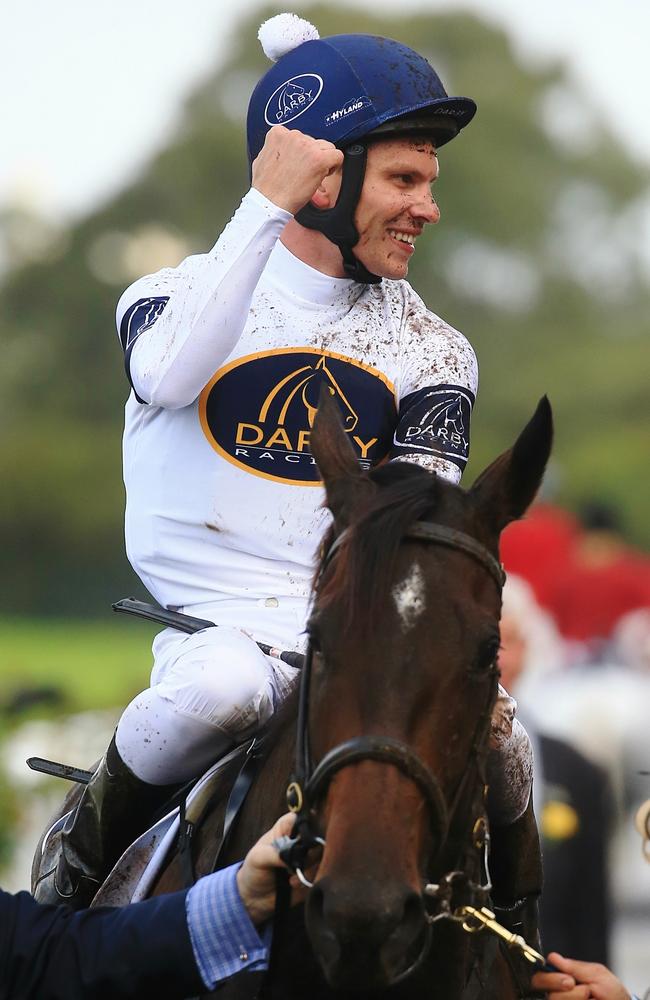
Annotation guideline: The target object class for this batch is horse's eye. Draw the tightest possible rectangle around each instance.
[472,637,500,674]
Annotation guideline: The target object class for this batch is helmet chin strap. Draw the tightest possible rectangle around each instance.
[294,144,382,285]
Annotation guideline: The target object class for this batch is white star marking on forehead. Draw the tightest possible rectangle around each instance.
[392,561,426,632]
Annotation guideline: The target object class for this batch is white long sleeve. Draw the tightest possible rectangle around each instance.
[116,189,292,408]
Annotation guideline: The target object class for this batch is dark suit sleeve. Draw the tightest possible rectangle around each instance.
[1,888,205,1000]
[538,735,613,966]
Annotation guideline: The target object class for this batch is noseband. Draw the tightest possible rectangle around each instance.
[282,519,505,911]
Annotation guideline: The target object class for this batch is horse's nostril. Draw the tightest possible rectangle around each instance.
[309,877,423,947]
[387,889,428,967]
[403,889,425,930]
[305,880,342,975]
[307,881,324,922]
[306,880,427,990]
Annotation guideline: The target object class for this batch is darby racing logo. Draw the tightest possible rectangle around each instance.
[325,95,371,127]
[264,74,324,126]
[393,385,474,472]
[199,348,396,486]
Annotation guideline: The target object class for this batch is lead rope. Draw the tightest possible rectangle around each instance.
[265,868,292,990]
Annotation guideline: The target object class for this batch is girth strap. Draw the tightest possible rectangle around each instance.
[178,796,196,888]
[211,737,268,874]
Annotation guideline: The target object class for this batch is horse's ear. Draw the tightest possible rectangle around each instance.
[470,396,553,535]
[311,386,370,524]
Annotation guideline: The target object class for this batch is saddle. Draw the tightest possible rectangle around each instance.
[94,737,262,906]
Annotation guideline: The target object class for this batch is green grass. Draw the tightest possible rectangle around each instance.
[0,617,159,715]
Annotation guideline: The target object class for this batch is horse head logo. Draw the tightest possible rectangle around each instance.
[264,74,324,126]
[422,396,466,438]
[259,355,358,433]
[278,82,311,118]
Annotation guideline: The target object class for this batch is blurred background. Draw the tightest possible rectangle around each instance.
[1,0,648,992]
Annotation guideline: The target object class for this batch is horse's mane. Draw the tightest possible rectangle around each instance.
[316,462,445,636]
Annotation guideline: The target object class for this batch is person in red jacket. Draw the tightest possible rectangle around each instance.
[544,502,650,648]
[500,502,579,610]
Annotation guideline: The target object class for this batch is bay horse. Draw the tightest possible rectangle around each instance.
[146,391,552,999]
[31,391,550,997]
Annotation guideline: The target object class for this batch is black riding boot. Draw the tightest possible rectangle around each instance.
[34,735,175,909]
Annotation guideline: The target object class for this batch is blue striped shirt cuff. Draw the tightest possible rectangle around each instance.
[186,863,271,989]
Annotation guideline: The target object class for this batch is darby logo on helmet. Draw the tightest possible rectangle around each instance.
[264,73,324,126]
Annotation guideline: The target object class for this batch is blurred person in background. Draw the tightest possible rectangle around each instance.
[610,608,650,674]
[501,500,580,611]
[544,501,650,658]
[531,798,650,999]
[501,500,650,663]
[499,575,613,964]
[34,13,535,910]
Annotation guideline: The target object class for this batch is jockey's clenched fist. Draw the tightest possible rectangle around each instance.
[252,125,344,215]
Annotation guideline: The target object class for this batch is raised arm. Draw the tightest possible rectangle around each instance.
[117,126,343,409]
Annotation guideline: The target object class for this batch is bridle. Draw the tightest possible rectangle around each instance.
[280,518,506,981]
[287,520,504,819]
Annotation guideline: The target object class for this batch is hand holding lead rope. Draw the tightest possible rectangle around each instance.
[455,905,558,971]
[272,832,325,889]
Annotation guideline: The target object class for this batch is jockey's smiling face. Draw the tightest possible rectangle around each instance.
[353,138,440,280]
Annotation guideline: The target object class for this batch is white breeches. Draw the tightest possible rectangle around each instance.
[116,623,299,785]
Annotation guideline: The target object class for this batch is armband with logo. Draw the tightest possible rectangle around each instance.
[119,296,170,401]
[390,384,474,472]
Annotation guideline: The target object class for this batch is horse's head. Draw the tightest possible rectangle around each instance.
[298,389,552,992]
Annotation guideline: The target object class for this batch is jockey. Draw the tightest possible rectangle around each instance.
[35,14,533,908]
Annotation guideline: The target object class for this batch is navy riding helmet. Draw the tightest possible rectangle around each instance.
[247,28,476,282]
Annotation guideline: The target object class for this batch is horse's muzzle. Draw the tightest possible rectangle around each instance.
[306,876,428,991]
